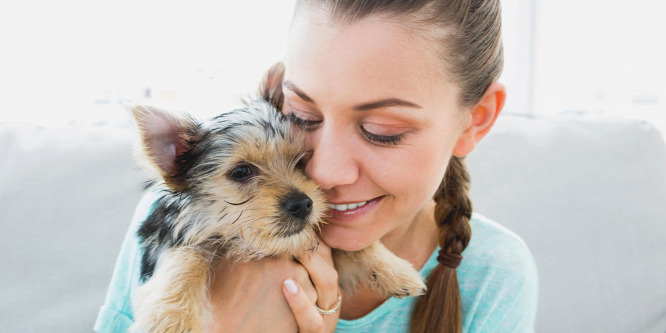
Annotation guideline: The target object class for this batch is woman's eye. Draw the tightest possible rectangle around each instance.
[286,112,320,131]
[361,127,404,146]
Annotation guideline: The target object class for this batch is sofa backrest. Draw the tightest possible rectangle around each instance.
[0,121,145,332]
[467,114,666,332]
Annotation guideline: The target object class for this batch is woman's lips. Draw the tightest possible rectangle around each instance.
[325,196,384,222]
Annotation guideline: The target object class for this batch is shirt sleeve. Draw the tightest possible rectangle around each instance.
[94,191,162,333]
[500,236,539,333]
[461,215,540,333]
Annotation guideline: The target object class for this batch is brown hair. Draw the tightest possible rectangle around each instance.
[289,1,503,332]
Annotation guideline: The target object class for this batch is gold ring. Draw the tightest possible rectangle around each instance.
[314,295,342,315]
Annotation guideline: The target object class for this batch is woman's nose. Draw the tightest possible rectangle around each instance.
[303,128,359,190]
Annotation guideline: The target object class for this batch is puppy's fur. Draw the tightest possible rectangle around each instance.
[130,68,426,333]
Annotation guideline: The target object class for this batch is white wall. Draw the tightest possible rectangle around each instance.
[0,1,295,125]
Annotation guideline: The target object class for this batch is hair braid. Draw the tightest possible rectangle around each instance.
[411,155,472,333]
[435,156,473,254]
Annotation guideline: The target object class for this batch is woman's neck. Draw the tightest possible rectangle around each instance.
[339,200,439,320]
[380,200,439,271]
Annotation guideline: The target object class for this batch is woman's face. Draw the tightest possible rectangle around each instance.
[283,9,469,251]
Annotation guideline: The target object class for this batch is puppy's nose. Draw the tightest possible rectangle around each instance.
[281,191,313,219]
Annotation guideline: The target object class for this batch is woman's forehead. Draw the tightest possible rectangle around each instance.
[285,9,457,109]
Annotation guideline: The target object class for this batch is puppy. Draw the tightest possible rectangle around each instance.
[130,76,425,333]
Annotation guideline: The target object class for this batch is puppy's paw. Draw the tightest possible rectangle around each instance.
[372,258,426,298]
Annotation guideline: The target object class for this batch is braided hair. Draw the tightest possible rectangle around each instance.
[411,155,472,332]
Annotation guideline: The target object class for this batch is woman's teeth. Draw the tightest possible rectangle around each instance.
[328,201,368,212]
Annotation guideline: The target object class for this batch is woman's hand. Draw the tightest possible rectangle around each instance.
[283,238,341,333]
[207,256,312,332]
[207,236,340,333]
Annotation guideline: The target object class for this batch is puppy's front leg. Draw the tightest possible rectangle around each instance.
[334,241,426,298]
[132,246,211,333]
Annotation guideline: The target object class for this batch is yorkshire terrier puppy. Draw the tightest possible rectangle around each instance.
[130,90,425,333]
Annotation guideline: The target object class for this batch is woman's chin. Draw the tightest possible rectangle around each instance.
[320,225,374,252]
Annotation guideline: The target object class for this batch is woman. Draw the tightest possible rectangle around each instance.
[96,0,538,332]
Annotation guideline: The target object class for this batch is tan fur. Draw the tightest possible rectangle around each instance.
[132,247,211,333]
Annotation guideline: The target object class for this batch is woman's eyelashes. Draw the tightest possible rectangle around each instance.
[286,112,405,146]
[361,127,404,146]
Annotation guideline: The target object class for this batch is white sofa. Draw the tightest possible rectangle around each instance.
[1,111,665,332]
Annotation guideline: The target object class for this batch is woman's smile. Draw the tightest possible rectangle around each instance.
[325,196,385,223]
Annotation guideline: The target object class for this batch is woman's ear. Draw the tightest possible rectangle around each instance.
[452,82,506,157]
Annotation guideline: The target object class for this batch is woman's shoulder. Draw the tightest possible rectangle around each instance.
[463,213,536,274]
[457,213,539,332]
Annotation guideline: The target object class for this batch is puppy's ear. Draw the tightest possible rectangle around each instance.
[131,105,201,192]
[258,61,285,111]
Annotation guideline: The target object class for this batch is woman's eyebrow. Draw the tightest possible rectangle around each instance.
[353,98,422,111]
[283,80,422,111]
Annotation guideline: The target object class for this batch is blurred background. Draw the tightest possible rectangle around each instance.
[0,0,664,134]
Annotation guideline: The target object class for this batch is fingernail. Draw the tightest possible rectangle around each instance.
[284,278,298,295]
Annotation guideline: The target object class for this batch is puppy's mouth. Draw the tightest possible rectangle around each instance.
[278,218,310,237]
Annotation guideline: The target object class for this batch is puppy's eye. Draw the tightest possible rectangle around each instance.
[229,165,255,181]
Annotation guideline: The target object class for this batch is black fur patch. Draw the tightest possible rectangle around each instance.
[138,195,193,282]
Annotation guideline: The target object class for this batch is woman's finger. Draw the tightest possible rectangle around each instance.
[297,246,339,310]
[283,278,324,333]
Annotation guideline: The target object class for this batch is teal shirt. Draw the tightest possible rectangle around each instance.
[95,192,538,332]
